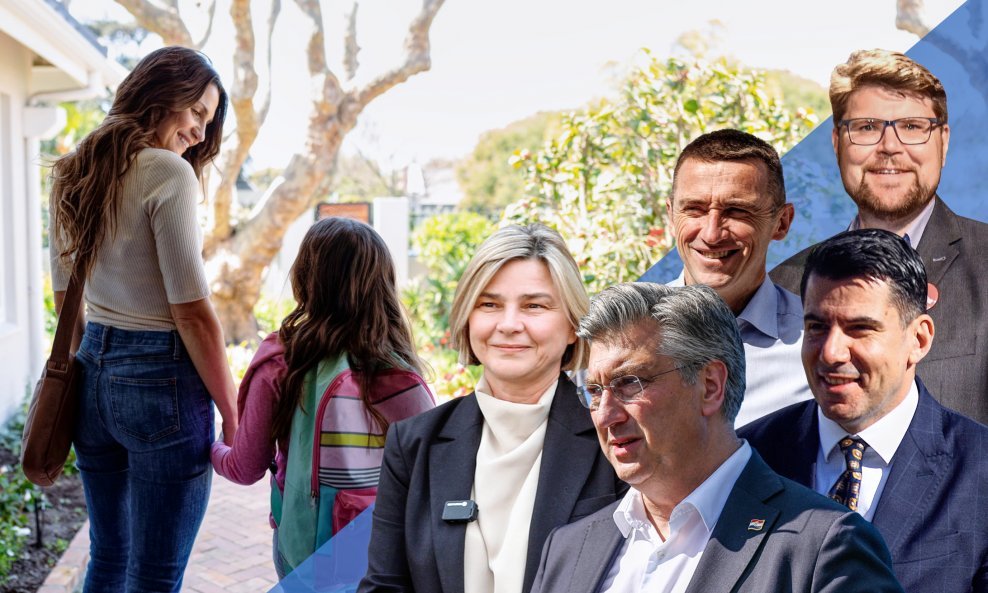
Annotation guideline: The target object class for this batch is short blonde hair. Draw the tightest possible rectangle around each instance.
[830,49,947,125]
[449,224,590,371]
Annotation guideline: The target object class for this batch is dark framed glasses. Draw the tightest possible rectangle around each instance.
[838,117,942,146]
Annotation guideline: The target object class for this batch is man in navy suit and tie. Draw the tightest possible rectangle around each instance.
[741,228,988,593]
[530,282,902,593]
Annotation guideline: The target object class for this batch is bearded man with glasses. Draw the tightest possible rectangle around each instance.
[771,49,988,425]
[529,282,903,593]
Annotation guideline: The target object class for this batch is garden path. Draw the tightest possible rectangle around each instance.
[41,469,278,593]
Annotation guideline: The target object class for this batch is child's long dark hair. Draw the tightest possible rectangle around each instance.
[272,217,425,441]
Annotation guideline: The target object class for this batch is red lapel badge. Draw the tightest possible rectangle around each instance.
[926,283,939,310]
[747,519,765,531]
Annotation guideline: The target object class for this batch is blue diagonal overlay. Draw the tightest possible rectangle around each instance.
[643,0,988,284]
[268,503,374,592]
[271,2,987,590]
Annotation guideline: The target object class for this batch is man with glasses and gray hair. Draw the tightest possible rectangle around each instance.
[771,49,988,425]
[529,282,902,593]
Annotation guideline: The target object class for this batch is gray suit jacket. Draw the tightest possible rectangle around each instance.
[529,451,903,593]
[770,197,988,424]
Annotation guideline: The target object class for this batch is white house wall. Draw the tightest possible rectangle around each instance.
[0,32,36,421]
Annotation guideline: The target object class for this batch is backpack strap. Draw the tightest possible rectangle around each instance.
[274,357,349,571]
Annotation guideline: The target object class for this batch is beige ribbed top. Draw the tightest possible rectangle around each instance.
[51,148,210,330]
[464,377,556,593]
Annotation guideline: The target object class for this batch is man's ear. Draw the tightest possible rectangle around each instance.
[699,360,728,418]
[773,203,795,241]
[908,313,935,365]
[832,125,840,158]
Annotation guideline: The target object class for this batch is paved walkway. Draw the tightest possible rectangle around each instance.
[182,474,279,593]
[41,472,279,593]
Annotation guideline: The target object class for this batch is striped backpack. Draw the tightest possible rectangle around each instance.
[272,355,434,572]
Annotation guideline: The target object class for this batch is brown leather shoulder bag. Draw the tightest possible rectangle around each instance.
[21,273,84,487]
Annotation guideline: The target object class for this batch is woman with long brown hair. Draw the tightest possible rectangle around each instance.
[211,217,435,578]
[48,46,236,592]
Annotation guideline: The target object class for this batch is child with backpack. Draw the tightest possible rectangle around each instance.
[211,217,435,578]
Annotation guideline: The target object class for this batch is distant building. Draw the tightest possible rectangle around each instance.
[408,161,461,227]
[257,160,463,302]
[0,0,125,423]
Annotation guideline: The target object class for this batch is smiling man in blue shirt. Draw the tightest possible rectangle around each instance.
[666,129,811,427]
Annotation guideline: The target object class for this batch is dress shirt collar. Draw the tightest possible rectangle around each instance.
[613,441,753,539]
[849,197,936,248]
[817,380,919,465]
[735,275,782,340]
[670,272,779,339]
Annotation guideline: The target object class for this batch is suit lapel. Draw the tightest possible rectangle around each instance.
[571,514,625,593]
[429,395,484,593]
[787,404,820,487]
[916,197,961,286]
[870,380,949,555]
[684,453,782,593]
[753,401,818,487]
[525,376,602,591]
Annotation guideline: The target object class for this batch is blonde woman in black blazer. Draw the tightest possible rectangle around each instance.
[358,224,625,593]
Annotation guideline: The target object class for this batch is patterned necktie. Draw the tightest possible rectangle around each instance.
[827,436,868,511]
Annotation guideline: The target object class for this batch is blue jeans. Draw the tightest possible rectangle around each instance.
[74,322,214,593]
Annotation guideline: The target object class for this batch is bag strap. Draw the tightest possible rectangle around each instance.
[272,365,324,527]
[49,272,85,368]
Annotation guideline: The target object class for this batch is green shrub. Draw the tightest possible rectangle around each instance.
[0,402,47,580]
[508,52,819,294]
[401,212,493,399]
[0,466,34,578]
[254,293,296,336]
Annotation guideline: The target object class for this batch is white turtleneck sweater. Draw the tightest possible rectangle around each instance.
[463,377,557,593]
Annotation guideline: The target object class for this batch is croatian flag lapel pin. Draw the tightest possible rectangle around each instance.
[747,519,765,531]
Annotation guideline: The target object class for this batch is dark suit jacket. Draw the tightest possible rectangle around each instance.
[739,379,988,593]
[357,374,626,593]
[530,451,902,593]
[770,197,988,424]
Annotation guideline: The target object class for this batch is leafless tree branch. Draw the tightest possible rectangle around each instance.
[192,0,218,48]
[344,2,360,81]
[257,0,282,123]
[204,0,260,247]
[114,0,193,47]
[896,0,931,36]
[354,0,445,106]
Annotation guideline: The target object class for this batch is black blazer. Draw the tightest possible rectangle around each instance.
[358,374,626,593]
[740,379,988,593]
[530,451,902,593]
[770,197,988,424]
